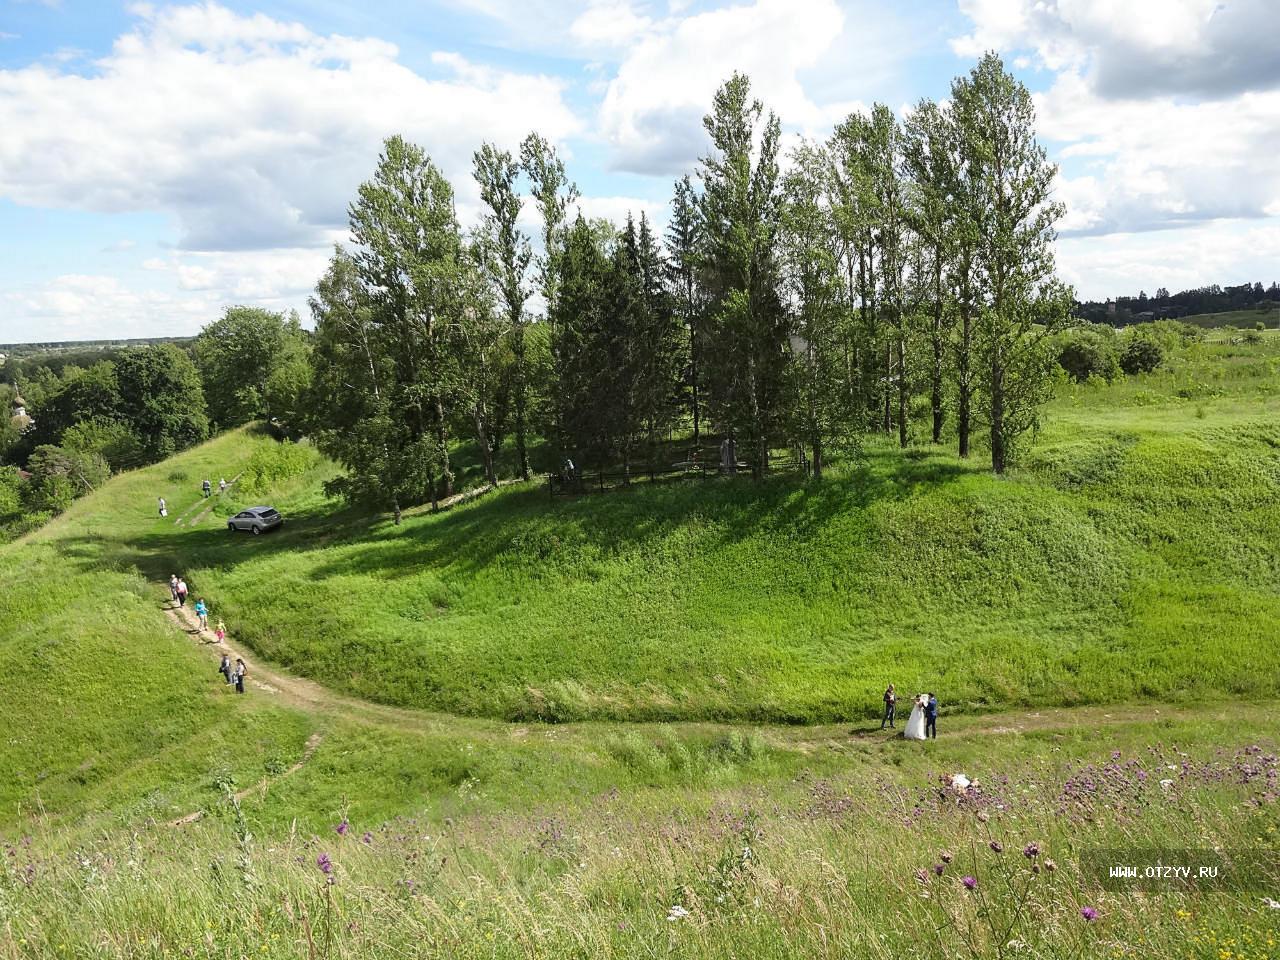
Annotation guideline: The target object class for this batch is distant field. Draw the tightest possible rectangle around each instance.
[1177,305,1279,328]
[58,326,1276,725]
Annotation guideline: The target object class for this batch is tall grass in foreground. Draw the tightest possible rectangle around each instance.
[4,734,1277,959]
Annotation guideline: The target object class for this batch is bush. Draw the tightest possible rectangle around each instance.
[1055,326,1120,383]
[1120,337,1164,375]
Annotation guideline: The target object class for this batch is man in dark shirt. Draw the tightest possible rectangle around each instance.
[925,693,938,739]
[881,684,897,729]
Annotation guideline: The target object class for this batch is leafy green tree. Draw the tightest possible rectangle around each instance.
[697,73,791,478]
[60,417,144,470]
[1120,336,1164,375]
[22,443,111,514]
[307,248,423,524]
[780,141,855,476]
[113,344,209,461]
[903,98,959,444]
[634,213,684,468]
[666,176,704,444]
[24,361,122,452]
[348,135,464,503]
[550,215,612,466]
[951,53,1072,472]
[193,306,307,429]
[473,143,534,479]
[1056,326,1119,382]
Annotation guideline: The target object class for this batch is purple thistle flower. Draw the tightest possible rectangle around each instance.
[316,853,333,875]
[933,863,945,876]
[989,840,1003,854]
[336,819,349,836]
[940,851,953,863]
[362,831,374,845]
[1023,842,1040,859]
[1080,906,1099,922]
[962,876,977,890]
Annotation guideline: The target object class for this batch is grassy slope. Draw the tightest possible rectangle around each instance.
[156,330,1280,724]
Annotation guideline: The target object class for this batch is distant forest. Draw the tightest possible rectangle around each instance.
[1076,281,1280,326]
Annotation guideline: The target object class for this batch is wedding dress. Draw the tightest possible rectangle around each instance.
[903,697,927,740]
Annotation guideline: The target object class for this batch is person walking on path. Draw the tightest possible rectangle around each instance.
[176,578,189,607]
[925,693,939,739]
[169,574,179,603]
[233,658,246,694]
[195,598,209,631]
[218,652,232,685]
[881,683,897,729]
[202,478,212,498]
[215,618,226,643]
[158,496,167,518]
[219,477,227,493]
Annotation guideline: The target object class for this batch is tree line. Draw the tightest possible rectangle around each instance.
[0,308,310,536]
[1076,281,1280,326]
[304,53,1074,520]
[4,53,1077,531]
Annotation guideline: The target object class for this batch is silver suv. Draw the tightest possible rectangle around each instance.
[227,506,283,536]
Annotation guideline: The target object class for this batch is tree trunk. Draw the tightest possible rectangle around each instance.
[473,403,497,487]
[931,251,944,444]
[882,342,892,434]
[812,434,823,478]
[513,320,530,481]
[392,495,402,525]
[690,321,701,445]
[434,397,453,498]
[990,344,1006,474]
[957,307,972,459]
[897,332,908,448]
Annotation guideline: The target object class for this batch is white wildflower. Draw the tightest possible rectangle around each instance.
[1159,778,1174,789]
[951,773,972,790]
[1263,897,1280,910]
[667,904,690,922]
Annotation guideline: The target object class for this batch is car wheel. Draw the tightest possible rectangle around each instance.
[251,525,262,536]
[227,522,236,532]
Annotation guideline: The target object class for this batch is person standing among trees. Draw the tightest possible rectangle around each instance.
[881,683,897,729]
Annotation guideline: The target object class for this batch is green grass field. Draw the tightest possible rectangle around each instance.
[2,328,1278,958]
[91,328,1278,725]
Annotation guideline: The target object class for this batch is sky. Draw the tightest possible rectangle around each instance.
[1,0,1278,342]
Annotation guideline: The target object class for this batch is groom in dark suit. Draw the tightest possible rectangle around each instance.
[925,693,938,739]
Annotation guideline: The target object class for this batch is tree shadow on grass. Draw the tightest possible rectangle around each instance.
[50,446,986,587]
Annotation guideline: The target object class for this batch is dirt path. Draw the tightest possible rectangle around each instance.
[175,473,242,527]
[169,731,324,826]
[162,594,1262,751]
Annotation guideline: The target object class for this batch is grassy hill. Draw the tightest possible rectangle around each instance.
[2,329,1279,957]
[111,329,1277,724]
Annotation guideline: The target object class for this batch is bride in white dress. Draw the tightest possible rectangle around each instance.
[903,694,928,740]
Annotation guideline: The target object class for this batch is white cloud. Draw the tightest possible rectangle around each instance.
[0,2,581,252]
[1040,71,1280,235]
[952,0,1280,99]
[1,274,214,341]
[569,0,654,48]
[1057,219,1280,300]
[595,0,853,174]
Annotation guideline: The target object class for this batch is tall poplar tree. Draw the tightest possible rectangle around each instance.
[473,143,533,479]
[666,176,704,444]
[951,54,1073,473]
[698,73,790,478]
